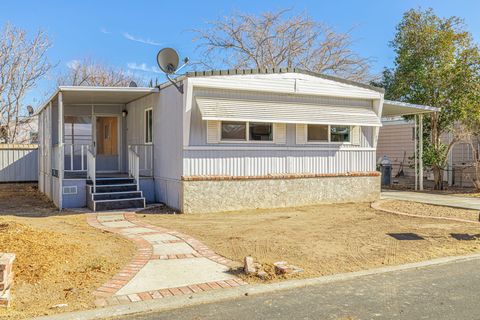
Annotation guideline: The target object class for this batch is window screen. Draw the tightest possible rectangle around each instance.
[307,124,329,142]
[221,121,246,140]
[330,126,350,142]
[249,122,273,141]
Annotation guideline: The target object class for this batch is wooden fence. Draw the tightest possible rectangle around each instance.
[0,144,38,182]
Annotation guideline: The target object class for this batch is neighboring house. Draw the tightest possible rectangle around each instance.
[0,115,38,144]
[36,68,436,212]
[377,118,476,187]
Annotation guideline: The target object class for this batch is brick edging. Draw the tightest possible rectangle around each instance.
[86,214,153,299]
[182,171,380,181]
[371,200,480,224]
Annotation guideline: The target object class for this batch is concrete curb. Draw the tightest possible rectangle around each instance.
[372,200,480,224]
[34,252,480,320]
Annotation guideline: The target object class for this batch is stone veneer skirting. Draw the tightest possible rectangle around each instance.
[181,172,381,214]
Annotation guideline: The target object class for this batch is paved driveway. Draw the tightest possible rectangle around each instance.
[381,191,480,210]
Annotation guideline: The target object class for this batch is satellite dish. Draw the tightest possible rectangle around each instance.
[156,48,179,74]
[27,105,34,116]
[129,81,137,87]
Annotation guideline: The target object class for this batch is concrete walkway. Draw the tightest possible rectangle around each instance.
[86,212,246,307]
[381,190,480,210]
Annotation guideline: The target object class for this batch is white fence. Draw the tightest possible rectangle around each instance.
[0,144,38,182]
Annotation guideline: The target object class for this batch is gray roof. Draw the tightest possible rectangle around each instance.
[183,67,385,94]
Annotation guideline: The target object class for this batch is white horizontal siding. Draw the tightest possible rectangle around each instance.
[183,149,376,176]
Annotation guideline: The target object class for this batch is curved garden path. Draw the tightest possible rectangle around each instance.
[86,212,246,307]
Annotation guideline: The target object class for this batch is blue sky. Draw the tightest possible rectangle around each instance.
[2,0,480,108]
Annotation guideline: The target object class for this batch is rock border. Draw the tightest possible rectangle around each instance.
[371,200,480,224]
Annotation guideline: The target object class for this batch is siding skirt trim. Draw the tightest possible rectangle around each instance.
[182,171,380,181]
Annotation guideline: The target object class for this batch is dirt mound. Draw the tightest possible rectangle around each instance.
[0,217,134,319]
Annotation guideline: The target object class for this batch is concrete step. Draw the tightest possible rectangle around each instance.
[93,191,143,201]
[93,198,145,211]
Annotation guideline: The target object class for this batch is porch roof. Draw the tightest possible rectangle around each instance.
[37,86,159,114]
[382,100,439,117]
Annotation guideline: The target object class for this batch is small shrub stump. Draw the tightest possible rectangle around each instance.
[0,253,15,307]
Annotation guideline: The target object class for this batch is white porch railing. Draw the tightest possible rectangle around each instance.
[64,143,91,171]
[129,144,153,177]
[87,147,96,193]
[128,146,140,191]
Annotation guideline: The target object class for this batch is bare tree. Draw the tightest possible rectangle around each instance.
[0,23,52,143]
[193,9,373,82]
[57,58,142,87]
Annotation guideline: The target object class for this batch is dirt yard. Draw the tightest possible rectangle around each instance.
[0,184,135,319]
[139,203,480,282]
[378,199,480,222]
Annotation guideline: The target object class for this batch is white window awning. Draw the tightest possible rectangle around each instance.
[196,97,382,127]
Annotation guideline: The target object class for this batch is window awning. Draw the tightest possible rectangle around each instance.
[196,97,382,127]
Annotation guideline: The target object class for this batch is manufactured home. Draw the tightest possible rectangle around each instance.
[36,68,437,212]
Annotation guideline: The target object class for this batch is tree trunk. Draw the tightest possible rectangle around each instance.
[433,166,443,190]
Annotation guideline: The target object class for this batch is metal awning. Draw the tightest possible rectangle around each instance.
[36,86,159,114]
[196,97,382,127]
[382,100,439,117]
[380,100,438,192]
[58,86,158,104]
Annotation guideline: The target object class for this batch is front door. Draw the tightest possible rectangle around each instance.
[95,116,119,171]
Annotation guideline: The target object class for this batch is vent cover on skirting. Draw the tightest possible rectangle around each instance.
[63,186,78,195]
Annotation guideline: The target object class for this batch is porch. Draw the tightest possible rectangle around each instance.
[38,86,158,210]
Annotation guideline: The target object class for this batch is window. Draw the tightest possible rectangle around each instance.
[145,109,153,143]
[64,116,92,145]
[307,125,328,142]
[221,121,247,141]
[220,121,274,142]
[306,124,351,143]
[330,126,350,142]
[249,122,273,141]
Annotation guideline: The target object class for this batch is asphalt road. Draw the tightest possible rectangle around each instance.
[115,258,480,320]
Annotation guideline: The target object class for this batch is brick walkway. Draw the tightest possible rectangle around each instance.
[86,212,246,307]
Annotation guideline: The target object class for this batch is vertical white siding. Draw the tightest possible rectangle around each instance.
[0,146,38,182]
[183,149,376,176]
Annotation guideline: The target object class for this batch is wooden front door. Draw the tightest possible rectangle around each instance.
[95,116,119,171]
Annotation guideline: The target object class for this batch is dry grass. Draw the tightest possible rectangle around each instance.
[139,202,480,282]
[379,200,480,222]
[0,184,135,319]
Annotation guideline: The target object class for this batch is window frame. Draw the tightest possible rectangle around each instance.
[219,121,275,144]
[306,124,352,144]
[144,108,153,144]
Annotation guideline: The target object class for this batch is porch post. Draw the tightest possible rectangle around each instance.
[58,91,64,210]
[414,115,418,191]
[419,113,424,191]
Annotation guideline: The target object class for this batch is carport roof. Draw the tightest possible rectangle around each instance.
[382,100,439,117]
[37,86,159,114]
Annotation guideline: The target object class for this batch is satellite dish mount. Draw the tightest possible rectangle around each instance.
[156,48,189,93]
